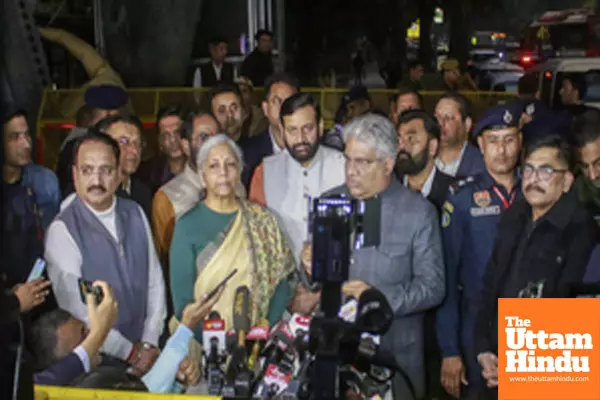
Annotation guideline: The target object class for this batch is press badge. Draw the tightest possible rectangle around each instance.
[470,205,501,217]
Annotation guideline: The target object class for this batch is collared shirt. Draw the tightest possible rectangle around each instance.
[435,142,467,177]
[269,128,283,154]
[402,166,437,198]
[47,195,166,360]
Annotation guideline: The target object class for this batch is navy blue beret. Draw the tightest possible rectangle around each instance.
[84,85,128,110]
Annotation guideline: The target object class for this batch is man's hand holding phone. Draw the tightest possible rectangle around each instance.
[81,281,118,367]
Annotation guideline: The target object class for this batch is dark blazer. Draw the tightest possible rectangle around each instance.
[34,353,85,386]
[456,142,485,180]
[117,176,153,223]
[199,62,234,87]
[427,170,456,214]
[136,156,175,195]
[239,131,275,189]
[474,190,599,357]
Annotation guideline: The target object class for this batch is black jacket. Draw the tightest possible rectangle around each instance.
[241,50,274,87]
[427,170,456,214]
[239,131,275,189]
[199,62,234,87]
[474,190,599,356]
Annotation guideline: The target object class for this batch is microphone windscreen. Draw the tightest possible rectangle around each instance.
[356,288,393,335]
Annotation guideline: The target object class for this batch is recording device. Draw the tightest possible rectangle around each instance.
[78,278,104,305]
[301,194,411,400]
[26,258,46,282]
[206,269,238,300]
[202,311,225,395]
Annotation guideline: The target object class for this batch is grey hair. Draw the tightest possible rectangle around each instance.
[196,133,246,199]
[30,309,74,371]
[342,113,398,159]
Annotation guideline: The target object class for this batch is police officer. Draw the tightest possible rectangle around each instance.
[436,103,524,399]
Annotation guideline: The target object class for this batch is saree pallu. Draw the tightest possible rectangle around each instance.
[170,199,296,363]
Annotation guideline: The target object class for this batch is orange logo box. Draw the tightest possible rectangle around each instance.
[498,298,600,400]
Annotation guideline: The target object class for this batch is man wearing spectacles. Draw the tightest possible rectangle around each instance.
[46,131,166,378]
[437,103,523,399]
[151,112,218,299]
[474,134,598,398]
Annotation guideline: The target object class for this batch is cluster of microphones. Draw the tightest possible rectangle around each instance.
[201,285,399,399]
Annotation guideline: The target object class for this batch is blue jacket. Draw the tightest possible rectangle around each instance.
[21,163,60,231]
[437,170,521,358]
[456,142,485,180]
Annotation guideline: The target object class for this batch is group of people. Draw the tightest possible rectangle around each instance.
[3,61,600,400]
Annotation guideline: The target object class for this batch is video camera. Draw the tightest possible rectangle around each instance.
[297,194,413,400]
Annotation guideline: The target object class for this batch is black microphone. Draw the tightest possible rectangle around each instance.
[355,287,393,335]
[202,311,225,395]
[223,286,252,398]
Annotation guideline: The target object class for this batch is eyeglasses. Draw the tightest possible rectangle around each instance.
[77,165,116,178]
[118,136,145,150]
[522,164,567,182]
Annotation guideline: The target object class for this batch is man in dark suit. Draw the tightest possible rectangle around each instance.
[396,109,455,213]
[241,30,274,87]
[396,109,454,400]
[94,115,152,220]
[475,134,598,398]
[239,72,300,188]
[191,37,235,88]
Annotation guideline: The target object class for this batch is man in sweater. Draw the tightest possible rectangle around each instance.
[46,131,166,376]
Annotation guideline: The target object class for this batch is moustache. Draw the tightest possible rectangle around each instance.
[397,150,412,160]
[525,184,545,194]
[293,142,311,151]
[87,185,107,193]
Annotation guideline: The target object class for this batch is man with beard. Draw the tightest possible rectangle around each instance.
[571,108,600,224]
[248,92,345,262]
[436,103,523,400]
[396,109,455,213]
[475,134,598,398]
[46,131,166,378]
[434,92,485,179]
[209,83,247,142]
[152,112,218,292]
[396,109,455,400]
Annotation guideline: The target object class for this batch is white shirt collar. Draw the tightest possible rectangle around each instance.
[402,166,436,198]
[434,141,468,177]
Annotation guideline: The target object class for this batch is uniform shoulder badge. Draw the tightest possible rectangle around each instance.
[449,176,474,195]
[442,209,452,228]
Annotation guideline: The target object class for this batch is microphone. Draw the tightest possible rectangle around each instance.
[355,288,393,335]
[202,311,226,395]
[246,319,269,371]
[252,320,295,397]
[225,286,252,398]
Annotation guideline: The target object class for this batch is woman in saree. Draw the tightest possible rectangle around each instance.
[169,134,296,361]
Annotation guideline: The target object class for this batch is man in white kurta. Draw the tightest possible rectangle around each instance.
[46,131,166,376]
[248,92,346,261]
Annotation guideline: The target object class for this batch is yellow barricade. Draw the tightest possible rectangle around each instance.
[35,385,222,400]
[36,88,517,169]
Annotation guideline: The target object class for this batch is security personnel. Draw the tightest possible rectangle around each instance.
[436,103,523,399]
